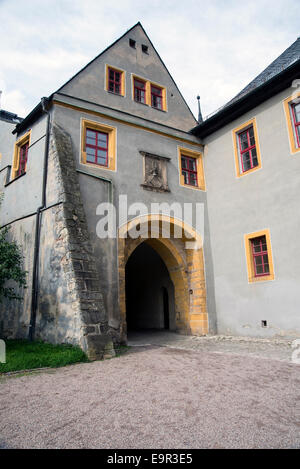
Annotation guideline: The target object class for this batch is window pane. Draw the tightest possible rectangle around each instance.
[86,147,96,163]
[188,158,196,171]
[249,134,255,147]
[97,157,107,166]
[189,173,197,186]
[263,254,269,264]
[264,263,270,274]
[135,80,145,89]
[256,264,264,275]
[86,129,96,143]
[249,126,254,139]
[115,84,120,94]
[182,170,189,185]
[115,72,120,83]
[108,82,114,92]
[255,255,263,266]
[181,157,188,169]
[152,86,161,95]
[251,148,258,167]
[242,152,251,171]
[86,136,96,145]
[261,242,267,252]
[97,133,107,145]
[240,132,248,150]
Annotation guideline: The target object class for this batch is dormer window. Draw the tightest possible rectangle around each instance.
[134,78,146,104]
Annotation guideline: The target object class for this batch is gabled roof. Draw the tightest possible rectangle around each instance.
[192,37,300,138]
[14,22,196,135]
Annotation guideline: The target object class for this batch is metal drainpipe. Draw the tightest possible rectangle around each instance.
[28,98,51,341]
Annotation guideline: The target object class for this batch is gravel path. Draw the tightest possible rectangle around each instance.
[0,337,299,449]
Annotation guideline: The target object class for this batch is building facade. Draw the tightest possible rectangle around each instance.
[0,24,299,358]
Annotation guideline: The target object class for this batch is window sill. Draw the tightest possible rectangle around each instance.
[5,171,26,187]
[80,160,115,173]
[107,90,125,98]
[249,274,274,283]
[181,182,205,192]
[134,100,149,107]
[237,165,261,178]
[151,106,167,113]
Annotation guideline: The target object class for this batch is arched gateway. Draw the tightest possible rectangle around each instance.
[118,215,208,342]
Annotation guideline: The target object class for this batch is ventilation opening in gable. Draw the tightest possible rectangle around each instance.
[142,44,148,54]
[129,39,136,48]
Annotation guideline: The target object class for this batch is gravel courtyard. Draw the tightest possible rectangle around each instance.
[0,332,299,449]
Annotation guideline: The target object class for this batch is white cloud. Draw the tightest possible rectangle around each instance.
[0,0,298,118]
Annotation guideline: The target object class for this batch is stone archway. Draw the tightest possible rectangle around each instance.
[118,214,208,343]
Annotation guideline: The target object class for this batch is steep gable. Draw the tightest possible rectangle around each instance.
[57,23,197,131]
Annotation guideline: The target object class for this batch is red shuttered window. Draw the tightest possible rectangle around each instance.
[18,142,29,176]
[251,236,270,277]
[238,126,258,173]
[181,155,198,187]
[151,85,162,110]
[134,79,146,104]
[108,68,122,95]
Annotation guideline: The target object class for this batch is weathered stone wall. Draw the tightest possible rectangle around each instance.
[0,123,115,359]
[0,216,35,340]
[35,124,114,358]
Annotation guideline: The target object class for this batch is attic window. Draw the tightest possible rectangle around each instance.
[129,39,136,48]
[142,44,148,54]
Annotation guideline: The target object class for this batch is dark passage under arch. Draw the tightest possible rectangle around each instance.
[125,242,175,331]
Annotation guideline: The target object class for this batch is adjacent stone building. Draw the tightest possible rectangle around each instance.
[0,23,299,358]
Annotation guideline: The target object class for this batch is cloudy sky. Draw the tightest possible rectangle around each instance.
[0,0,299,120]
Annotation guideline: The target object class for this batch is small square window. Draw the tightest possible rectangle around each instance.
[129,38,136,48]
[142,44,148,54]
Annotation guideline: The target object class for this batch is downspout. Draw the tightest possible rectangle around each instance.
[28,98,51,341]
